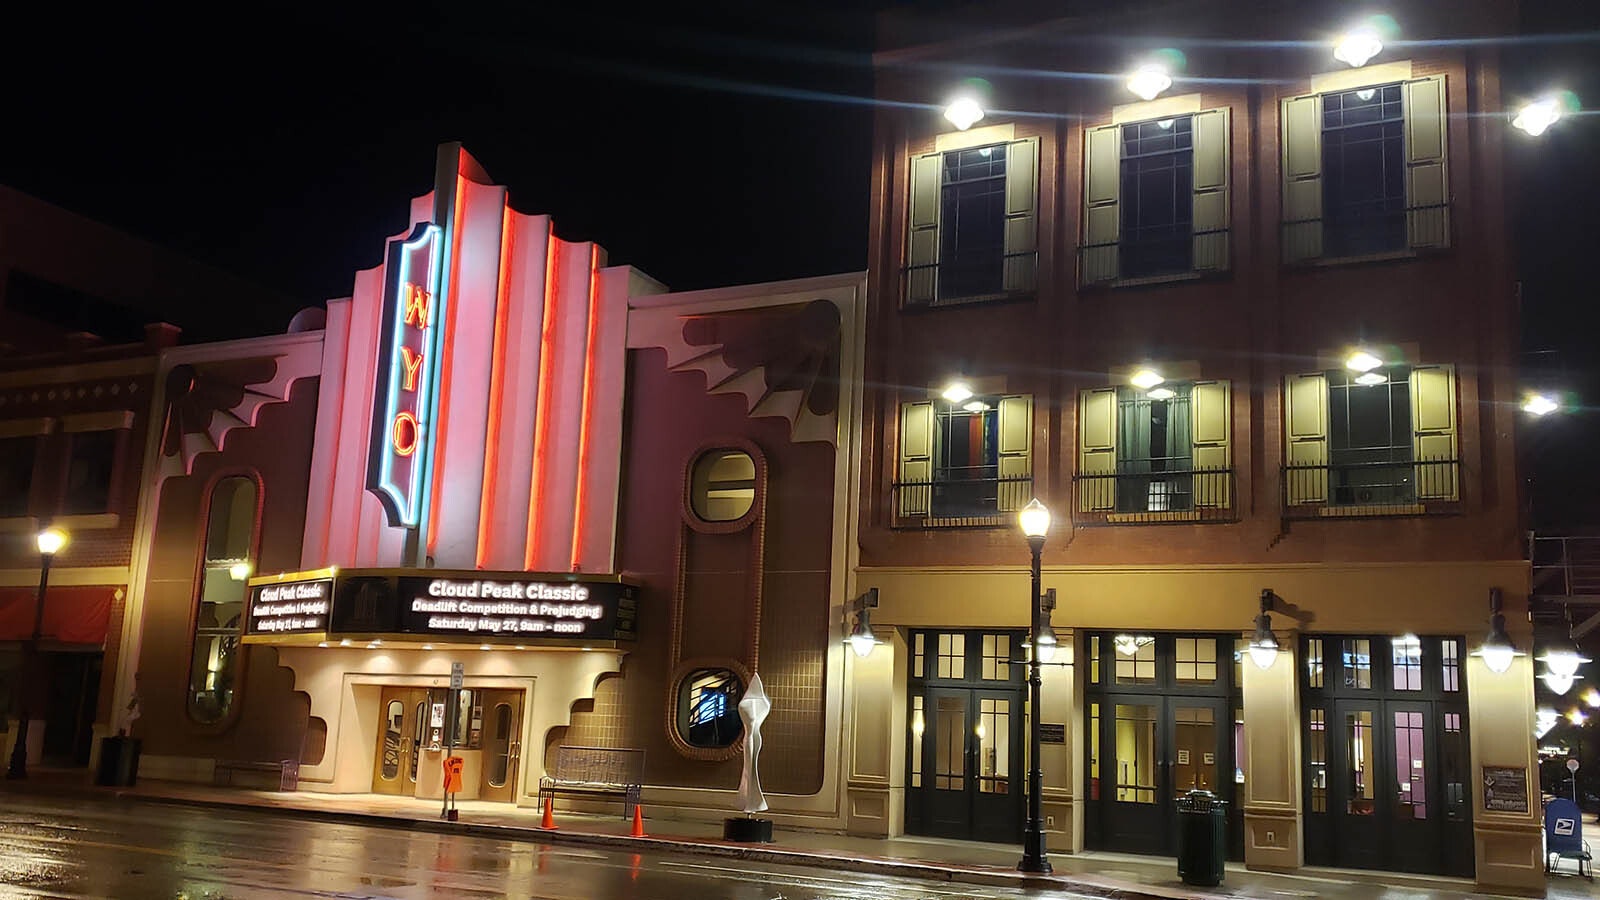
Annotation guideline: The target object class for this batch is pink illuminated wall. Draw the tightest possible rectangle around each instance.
[300,145,634,573]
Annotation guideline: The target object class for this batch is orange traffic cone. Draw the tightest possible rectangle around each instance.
[540,799,558,830]
[630,804,647,838]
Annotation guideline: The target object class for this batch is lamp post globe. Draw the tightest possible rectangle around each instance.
[1017,499,1052,874]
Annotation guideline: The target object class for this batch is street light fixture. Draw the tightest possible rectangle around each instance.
[1332,27,1383,68]
[944,96,985,132]
[1512,97,1563,137]
[1523,393,1559,416]
[6,526,69,780]
[1016,499,1052,874]
[1023,588,1059,664]
[844,588,881,659]
[1126,63,1173,101]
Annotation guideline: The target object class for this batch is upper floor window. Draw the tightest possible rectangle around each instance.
[1282,75,1449,262]
[1081,108,1230,285]
[906,138,1038,307]
[1284,362,1457,513]
[1076,380,1233,520]
[896,394,1031,524]
[62,429,121,515]
[188,475,258,725]
[0,436,37,518]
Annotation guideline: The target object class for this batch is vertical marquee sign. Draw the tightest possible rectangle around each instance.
[367,223,445,527]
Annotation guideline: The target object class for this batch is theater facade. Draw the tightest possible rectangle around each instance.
[107,145,869,816]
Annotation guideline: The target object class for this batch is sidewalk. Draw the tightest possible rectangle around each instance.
[3,769,1593,900]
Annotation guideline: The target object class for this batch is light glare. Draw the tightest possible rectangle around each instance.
[1513,98,1562,137]
[1345,350,1383,372]
[1129,368,1165,389]
[1355,372,1387,386]
[1333,29,1383,68]
[1523,394,1559,416]
[944,96,985,131]
[1127,64,1172,101]
[35,527,69,556]
[942,381,974,404]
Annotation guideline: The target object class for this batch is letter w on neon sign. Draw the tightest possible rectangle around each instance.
[366,223,444,527]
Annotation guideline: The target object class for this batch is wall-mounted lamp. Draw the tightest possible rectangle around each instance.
[1126,63,1172,101]
[1023,588,1060,664]
[1248,589,1281,670]
[1538,610,1590,696]
[1333,27,1383,68]
[845,587,881,658]
[941,380,974,404]
[229,560,254,582]
[1473,587,1523,674]
[945,96,985,131]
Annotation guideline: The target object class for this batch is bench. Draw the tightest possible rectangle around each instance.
[538,745,644,819]
[213,759,297,791]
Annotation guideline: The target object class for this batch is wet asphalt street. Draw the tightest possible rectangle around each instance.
[0,795,1093,900]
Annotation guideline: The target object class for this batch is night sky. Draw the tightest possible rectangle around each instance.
[3,1,1597,525]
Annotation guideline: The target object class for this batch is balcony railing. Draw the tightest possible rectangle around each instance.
[1282,202,1449,263]
[892,475,1033,527]
[1078,228,1230,286]
[1282,457,1459,518]
[1073,467,1236,524]
[905,249,1038,308]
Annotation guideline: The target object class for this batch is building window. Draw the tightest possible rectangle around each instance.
[187,476,258,724]
[62,430,120,515]
[1306,638,1325,688]
[1075,381,1232,517]
[1081,109,1229,284]
[906,139,1038,306]
[690,450,755,522]
[1441,639,1461,692]
[1391,635,1423,691]
[0,437,37,517]
[1284,363,1458,511]
[1113,634,1157,684]
[1281,76,1449,263]
[1343,639,1373,689]
[896,394,1031,523]
[1120,116,1194,277]
[677,668,744,749]
[1174,637,1218,684]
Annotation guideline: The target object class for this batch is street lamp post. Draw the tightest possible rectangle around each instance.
[1017,499,1052,874]
[7,526,68,780]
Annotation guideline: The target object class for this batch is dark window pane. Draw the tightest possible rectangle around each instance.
[1322,84,1406,255]
[62,430,119,515]
[1328,367,1414,506]
[1119,115,1194,278]
[939,144,1007,298]
[0,437,36,517]
[932,398,1002,518]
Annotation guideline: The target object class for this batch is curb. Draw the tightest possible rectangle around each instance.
[69,786,1201,900]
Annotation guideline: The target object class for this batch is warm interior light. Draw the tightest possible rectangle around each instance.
[1568,708,1587,726]
[1114,634,1154,657]
[35,526,68,556]
[1018,498,1051,539]
[942,381,974,404]
[1147,387,1176,401]
[1513,97,1563,137]
[339,639,352,647]
[1523,393,1559,416]
[1034,624,1058,664]
[1126,64,1172,101]
[1355,372,1387,386]
[422,644,433,651]
[1129,368,1165,389]
[1345,350,1383,372]
[944,96,985,131]
[1156,119,1175,130]
[480,644,492,651]
[963,400,991,412]
[1333,29,1383,68]
[228,561,254,582]
[1585,688,1600,708]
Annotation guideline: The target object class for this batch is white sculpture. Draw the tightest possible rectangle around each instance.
[736,673,771,814]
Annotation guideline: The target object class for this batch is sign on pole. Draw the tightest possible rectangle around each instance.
[450,661,464,690]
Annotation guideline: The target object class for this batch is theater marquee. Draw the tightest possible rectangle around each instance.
[243,568,638,645]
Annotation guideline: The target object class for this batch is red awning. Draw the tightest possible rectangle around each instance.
[0,585,119,645]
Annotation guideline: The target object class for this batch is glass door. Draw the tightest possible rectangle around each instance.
[372,687,427,795]
[1330,699,1386,870]
[970,688,1024,843]
[477,689,524,803]
[1104,697,1164,853]
[923,687,973,838]
[1387,701,1435,873]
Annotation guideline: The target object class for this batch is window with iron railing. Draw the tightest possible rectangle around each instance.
[1080,109,1231,285]
[896,394,1032,526]
[1283,364,1459,516]
[906,138,1039,308]
[1282,76,1450,263]
[1075,381,1234,523]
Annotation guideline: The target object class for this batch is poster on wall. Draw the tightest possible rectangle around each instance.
[1482,766,1530,813]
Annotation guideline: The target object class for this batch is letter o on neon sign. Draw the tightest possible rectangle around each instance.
[392,411,420,457]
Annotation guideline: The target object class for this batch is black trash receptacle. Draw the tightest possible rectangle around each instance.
[1175,789,1227,887]
[95,736,142,787]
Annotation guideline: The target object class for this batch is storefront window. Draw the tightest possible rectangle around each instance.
[187,476,258,724]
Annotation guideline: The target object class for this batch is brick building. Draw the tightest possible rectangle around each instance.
[840,0,1540,892]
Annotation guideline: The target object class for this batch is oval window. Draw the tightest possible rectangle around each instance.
[677,668,745,748]
[690,450,755,522]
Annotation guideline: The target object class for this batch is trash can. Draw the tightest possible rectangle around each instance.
[1175,789,1227,887]
[95,736,142,787]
